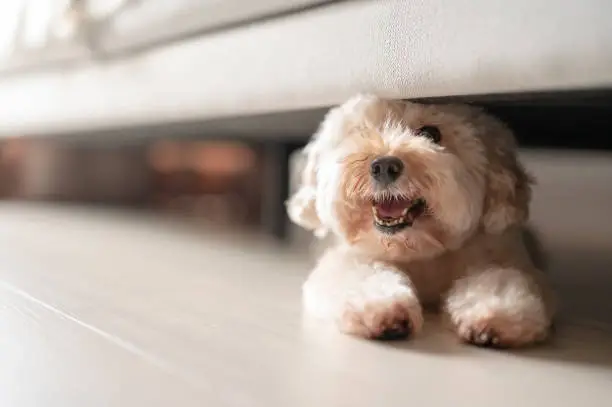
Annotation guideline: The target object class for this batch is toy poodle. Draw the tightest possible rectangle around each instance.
[287,95,554,348]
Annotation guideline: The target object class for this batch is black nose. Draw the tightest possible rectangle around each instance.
[370,156,404,184]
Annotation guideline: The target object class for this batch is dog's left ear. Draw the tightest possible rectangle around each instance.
[482,126,534,234]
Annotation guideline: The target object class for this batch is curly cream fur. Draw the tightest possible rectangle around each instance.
[288,95,554,348]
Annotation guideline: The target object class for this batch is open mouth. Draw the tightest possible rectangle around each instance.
[371,197,427,234]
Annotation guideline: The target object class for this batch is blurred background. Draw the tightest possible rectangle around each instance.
[0,1,611,405]
[0,0,610,243]
[0,137,265,226]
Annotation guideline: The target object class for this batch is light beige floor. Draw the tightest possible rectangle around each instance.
[0,203,610,407]
[0,151,611,407]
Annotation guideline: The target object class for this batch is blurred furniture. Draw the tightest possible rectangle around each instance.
[0,0,610,238]
[0,139,267,230]
[0,0,610,134]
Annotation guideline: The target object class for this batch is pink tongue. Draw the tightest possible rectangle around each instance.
[376,200,408,218]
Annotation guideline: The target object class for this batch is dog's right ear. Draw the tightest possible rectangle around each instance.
[286,94,384,237]
[286,137,327,237]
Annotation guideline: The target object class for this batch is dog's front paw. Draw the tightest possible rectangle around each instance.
[446,268,551,348]
[340,295,422,340]
[453,312,549,348]
[339,273,423,340]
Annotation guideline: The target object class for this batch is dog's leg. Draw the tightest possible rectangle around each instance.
[303,248,423,340]
[444,267,553,348]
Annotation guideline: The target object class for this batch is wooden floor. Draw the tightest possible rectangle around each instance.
[0,201,610,407]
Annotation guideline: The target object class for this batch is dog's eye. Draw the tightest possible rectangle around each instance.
[417,126,442,144]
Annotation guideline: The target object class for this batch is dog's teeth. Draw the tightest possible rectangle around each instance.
[372,207,381,223]
[372,197,426,230]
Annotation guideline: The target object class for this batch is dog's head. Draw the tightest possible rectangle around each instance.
[287,95,532,260]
